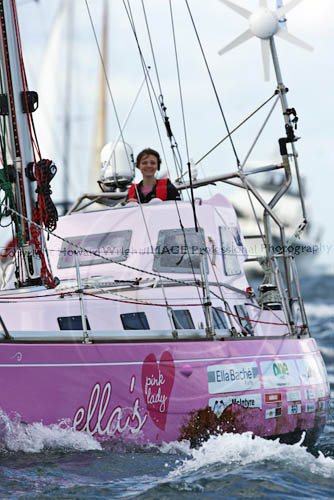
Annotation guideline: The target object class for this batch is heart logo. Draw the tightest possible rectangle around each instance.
[141,351,175,430]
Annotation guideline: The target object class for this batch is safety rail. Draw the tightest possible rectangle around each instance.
[271,254,309,336]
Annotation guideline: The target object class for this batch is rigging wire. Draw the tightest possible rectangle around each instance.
[85,0,157,256]
[123,0,170,173]
[168,0,200,234]
[123,0,184,180]
[119,2,216,323]
[239,96,281,250]
[184,0,241,168]
[0,286,291,329]
[84,0,131,171]
[195,91,279,167]
[168,0,189,169]
[7,205,210,290]
[141,0,162,98]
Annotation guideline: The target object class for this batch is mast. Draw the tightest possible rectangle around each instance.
[62,0,74,214]
[0,1,57,288]
[88,0,108,190]
[0,0,41,282]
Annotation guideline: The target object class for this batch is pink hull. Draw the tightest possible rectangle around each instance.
[0,337,330,445]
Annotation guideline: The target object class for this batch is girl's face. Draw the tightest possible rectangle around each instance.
[138,154,158,178]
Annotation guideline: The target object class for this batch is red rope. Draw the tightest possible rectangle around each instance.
[0,2,27,240]
[0,288,305,329]
[30,208,55,288]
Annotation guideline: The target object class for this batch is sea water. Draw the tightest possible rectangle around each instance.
[0,274,333,500]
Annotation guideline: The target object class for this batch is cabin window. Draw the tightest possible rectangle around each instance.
[234,305,254,335]
[230,225,242,247]
[153,228,207,274]
[219,226,241,276]
[172,310,195,329]
[57,230,132,269]
[58,315,91,330]
[212,307,228,329]
[121,312,150,330]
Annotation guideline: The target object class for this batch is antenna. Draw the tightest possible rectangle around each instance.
[218,0,313,80]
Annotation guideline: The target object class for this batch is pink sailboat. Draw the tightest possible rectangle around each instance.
[0,0,329,448]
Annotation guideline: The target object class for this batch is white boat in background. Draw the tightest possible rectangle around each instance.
[230,170,320,278]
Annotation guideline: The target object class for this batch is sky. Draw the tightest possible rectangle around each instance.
[16,0,334,268]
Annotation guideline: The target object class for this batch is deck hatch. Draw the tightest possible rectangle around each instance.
[212,307,228,329]
[172,309,195,329]
[120,312,150,330]
[219,226,241,276]
[234,304,254,335]
[58,315,91,330]
[57,230,132,268]
[153,228,207,274]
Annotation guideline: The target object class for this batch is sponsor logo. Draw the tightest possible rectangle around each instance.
[316,355,328,382]
[141,351,175,431]
[305,388,316,400]
[317,386,327,398]
[209,394,262,417]
[318,400,327,412]
[286,390,301,402]
[265,392,282,403]
[73,377,147,437]
[207,362,260,394]
[261,359,299,389]
[265,407,282,419]
[288,404,302,415]
[305,402,316,413]
[296,358,322,386]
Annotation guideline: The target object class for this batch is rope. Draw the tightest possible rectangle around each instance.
[84,0,132,173]
[195,91,279,166]
[8,205,209,289]
[184,0,240,169]
[0,286,297,328]
[122,0,184,180]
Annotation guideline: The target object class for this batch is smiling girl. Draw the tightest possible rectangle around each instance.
[127,148,181,203]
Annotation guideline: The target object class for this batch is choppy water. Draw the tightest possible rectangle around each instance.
[0,274,333,500]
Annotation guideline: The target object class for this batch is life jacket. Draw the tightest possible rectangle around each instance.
[128,178,168,201]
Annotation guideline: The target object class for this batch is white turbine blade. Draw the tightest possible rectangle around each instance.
[259,0,268,7]
[276,0,303,17]
[218,0,251,19]
[261,39,270,81]
[276,27,313,51]
[218,29,253,55]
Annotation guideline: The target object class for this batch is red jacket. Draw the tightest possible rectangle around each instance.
[128,178,168,202]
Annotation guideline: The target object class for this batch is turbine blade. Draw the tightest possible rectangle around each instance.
[261,39,270,81]
[259,0,268,7]
[276,27,313,51]
[277,0,303,17]
[218,0,251,19]
[218,29,253,55]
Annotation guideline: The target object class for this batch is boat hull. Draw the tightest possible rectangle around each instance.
[0,337,330,446]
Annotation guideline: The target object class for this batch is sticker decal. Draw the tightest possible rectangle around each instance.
[207,362,260,394]
[209,394,262,417]
[265,393,282,403]
[261,359,299,389]
[305,402,316,413]
[265,407,282,419]
[317,386,327,398]
[287,390,301,402]
[73,378,147,437]
[318,400,327,412]
[141,351,175,431]
[288,404,302,415]
[305,388,316,400]
[296,358,323,386]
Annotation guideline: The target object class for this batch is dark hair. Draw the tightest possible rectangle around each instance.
[136,148,161,171]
